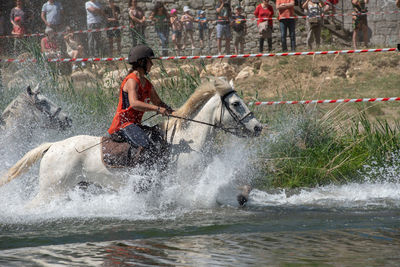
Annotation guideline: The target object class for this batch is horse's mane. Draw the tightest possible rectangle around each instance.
[163,77,233,131]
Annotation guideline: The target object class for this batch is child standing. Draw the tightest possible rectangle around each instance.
[170,9,183,54]
[64,26,85,71]
[181,6,195,50]
[11,16,25,36]
[231,6,246,54]
[196,10,209,49]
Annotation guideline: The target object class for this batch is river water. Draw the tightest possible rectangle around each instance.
[1,87,400,266]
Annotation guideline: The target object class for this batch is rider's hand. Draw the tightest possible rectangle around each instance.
[158,107,174,116]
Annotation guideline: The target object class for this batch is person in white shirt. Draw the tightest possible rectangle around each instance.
[85,0,105,56]
[41,0,63,32]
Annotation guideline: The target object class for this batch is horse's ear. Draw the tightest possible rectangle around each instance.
[32,84,40,95]
[27,86,33,96]
[229,79,235,89]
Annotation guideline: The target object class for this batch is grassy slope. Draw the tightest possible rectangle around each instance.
[232,53,400,188]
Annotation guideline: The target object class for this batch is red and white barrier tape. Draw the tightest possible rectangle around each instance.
[160,47,397,60]
[1,10,399,39]
[250,97,400,106]
[0,47,397,63]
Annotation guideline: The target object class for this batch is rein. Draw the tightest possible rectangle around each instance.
[76,91,255,153]
[165,90,255,143]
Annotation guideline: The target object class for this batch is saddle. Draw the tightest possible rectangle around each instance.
[101,136,145,168]
[101,127,170,169]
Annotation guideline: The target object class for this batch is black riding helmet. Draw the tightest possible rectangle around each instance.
[128,45,156,65]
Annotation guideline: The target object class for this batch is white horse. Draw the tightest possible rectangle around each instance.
[0,85,72,132]
[0,77,262,207]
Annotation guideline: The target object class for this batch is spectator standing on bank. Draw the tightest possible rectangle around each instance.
[303,0,324,49]
[104,0,121,55]
[254,0,274,52]
[181,6,195,50]
[352,0,368,48]
[170,9,183,54]
[64,26,85,71]
[276,0,296,51]
[11,16,24,36]
[231,5,246,54]
[150,1,170,57]
[324,0,338,14]
[196,10,209,49]
[41,27,61,59]
[128,0,146,47]
[10,0,28,54]
[41,0,63,54]
[41,0,63,33]
[85,0,105,57]
[216,0,232,54]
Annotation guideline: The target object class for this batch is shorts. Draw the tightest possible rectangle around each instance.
[233,30,245,45]
[216,23,231,39]
[172,30,182,39]
[107,29,121,38]
[353,15,367,30]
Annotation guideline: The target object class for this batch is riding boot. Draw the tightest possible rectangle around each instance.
[259,38,264,53]
[267,38,272,52]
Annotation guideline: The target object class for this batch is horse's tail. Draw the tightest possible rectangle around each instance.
[0,143,54,187]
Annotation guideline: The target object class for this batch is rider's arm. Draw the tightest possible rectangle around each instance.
[125,79,171,115]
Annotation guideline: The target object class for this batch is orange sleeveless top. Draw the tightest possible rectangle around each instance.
[108,72,152,134]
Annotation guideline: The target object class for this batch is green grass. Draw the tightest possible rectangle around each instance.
[252,107,400,189]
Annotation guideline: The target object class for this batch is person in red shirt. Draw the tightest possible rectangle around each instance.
[324,0,338,14]
[108,45,173,150]
[40,27,61,58]
[11,16,25,36]
[254,0,274,52]
[276,0,296,51]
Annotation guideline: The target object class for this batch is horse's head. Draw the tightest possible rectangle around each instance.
[27,85,72,130]
[214,77,263,137]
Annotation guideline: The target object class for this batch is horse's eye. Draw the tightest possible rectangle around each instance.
[232,101,240,107]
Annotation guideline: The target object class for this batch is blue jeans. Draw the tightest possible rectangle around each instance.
[156,30,169,57]
[279,19,296,52]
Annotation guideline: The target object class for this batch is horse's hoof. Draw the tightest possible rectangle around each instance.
[237,194,248,206]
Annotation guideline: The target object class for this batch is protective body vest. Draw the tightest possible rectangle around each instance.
[108,72,152,134]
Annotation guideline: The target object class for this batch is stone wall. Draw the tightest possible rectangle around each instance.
[2,0,399,57]
[339,0,400,46]
[111,0,272,55]
[99,0,400,56]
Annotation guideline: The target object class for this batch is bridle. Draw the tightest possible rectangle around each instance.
[218,90,255,137]
[165,90,255,141]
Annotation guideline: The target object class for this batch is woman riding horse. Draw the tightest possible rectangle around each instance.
[108,45,173,151]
